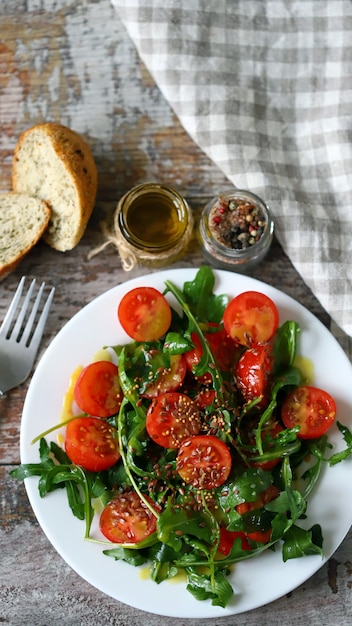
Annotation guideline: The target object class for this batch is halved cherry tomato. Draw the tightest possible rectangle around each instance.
[281,385,337,439]
[73,361,123,418]
[223,291,279,347]
[217,527,272,556]
[193,388,217,410]
[142,354,187,398]
[184,328,240,383]
[146,391,201,448]
[218,527,251,555]
[176,434,232,489]
[65,416,120,472]
[117,286,172,342]
[206,325,241,371]
[235,484,280,516]
[99,490,159,544]
[236,344,274,407]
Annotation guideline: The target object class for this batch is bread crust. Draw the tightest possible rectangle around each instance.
[12,123,98,251]
[0,193,51,280]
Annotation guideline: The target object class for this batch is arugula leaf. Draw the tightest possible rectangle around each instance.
[10,438,95,537]
[10,439,55,480]
[250,321,301,457]
[299,436,330,498]
[328,422,352,465]
[117,341,170,396]
[282,524,323,561]
[115,349,152,478]
[216,467,273,530]
[116,398,159,516]
[154,495,234,605]
[150,560,179,584]
[165,271,225,395]
[157,499,215,551]
[255,366,302,454]
[163,331,193,354]
[266,457,306,543]
[181,265,230,323]
[148,542,180,583]
[280,455,308,524]
[218,467,273,507]
[103,546,149,567]
[186,567,233,608]
[247,429,301,468]
[273,320,300,373]
[104,460,131,491]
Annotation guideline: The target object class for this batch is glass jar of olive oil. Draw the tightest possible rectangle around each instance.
[116,183,194,270]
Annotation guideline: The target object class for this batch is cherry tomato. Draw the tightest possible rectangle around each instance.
[206,326,241,371]
[223,291,279,347]
[235,484,280,516]
[146,391,201,448]
[99,491,159,544]
[142,354,187,398]
[117,286,172,342]
[236,344,274,406]
[218,527,272,555]
[281,385,337,439]
[184,328,240,383]
[73,361,123,418]
[65,416,120,472]
[193,388,217,410]
[176,434,232,490]
[218,527,251,555]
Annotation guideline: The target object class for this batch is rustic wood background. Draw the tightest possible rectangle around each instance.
[1,1,351,625]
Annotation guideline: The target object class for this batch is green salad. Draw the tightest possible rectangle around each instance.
[11,266,352,608]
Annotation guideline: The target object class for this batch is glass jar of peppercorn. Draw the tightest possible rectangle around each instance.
[198,188,274,273]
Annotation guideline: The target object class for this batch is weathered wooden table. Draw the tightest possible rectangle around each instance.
[1,2,351,625]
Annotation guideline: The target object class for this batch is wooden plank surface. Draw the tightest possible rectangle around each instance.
[1,1,351,625]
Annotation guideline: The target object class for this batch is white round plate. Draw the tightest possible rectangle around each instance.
[21,268,352,618]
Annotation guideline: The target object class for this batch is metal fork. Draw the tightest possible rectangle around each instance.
[0,277,55,396]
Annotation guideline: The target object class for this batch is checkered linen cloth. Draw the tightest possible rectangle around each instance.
[111,1,352,357]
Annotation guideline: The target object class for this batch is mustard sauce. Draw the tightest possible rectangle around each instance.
[91,348,112,363]
[139,567,188,584]
[294,355,314,384]
[139,567,151,580]
[59,365,83,423]
[59,350,111,425]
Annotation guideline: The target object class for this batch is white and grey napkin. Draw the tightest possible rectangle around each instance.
[111,0,352,358]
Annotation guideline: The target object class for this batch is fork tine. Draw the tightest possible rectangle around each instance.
[11,278,37,341]
[0,276,26,337]
[0,277,55,395]
[28,285,55,351]
[21,281,45,346]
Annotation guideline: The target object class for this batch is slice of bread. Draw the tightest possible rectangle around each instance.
[0,193,51,279]
[12,123,98,251]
